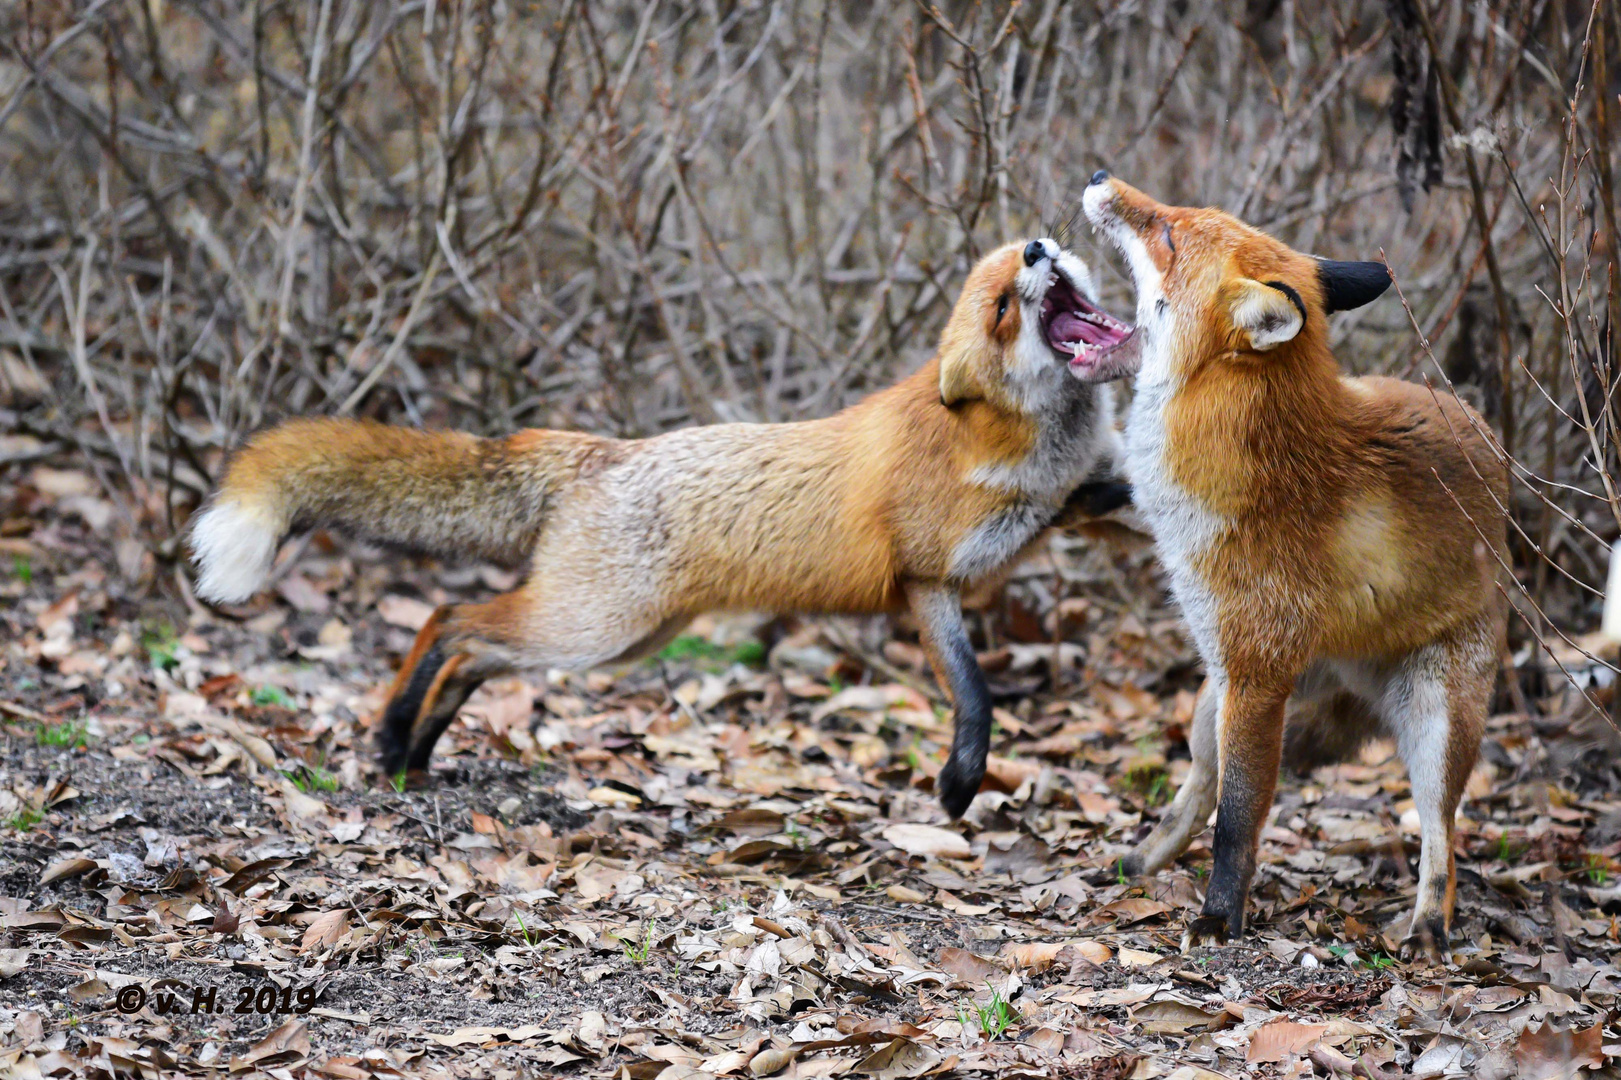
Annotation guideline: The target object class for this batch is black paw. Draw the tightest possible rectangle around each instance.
[1065,480,1133,518]
[1181,914,1232,953]
[936,757,983,819]
[376,727,410,777]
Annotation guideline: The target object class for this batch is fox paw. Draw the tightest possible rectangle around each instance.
[1180,915,1231,953]
[1399,917,1450,965]
[935,758,983,819]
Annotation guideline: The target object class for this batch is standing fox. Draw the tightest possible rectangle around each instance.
[1081,173,1507,956]
[189,238,1139,817]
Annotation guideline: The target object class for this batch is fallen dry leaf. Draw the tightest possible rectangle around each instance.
[300,909,348,954]
[1247,1019,1328,1063]
[1515,1021,1606,1080]
[881,824,970,859]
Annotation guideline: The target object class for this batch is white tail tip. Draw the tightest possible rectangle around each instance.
[189,499,281,604]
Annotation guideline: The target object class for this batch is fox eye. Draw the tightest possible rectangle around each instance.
[995,293,1010,325]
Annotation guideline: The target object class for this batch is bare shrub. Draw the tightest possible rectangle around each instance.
[0,0,1616,703]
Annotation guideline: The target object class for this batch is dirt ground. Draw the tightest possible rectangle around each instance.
[5,460,1621,1080]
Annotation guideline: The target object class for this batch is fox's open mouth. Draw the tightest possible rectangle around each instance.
[1041,271,1135,373]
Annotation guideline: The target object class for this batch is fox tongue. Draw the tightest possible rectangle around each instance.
[1048,311,1092,343]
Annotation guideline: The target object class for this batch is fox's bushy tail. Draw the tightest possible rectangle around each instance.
[189,418,572,603]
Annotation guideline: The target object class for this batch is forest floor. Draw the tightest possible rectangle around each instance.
[5,452,1621,1080]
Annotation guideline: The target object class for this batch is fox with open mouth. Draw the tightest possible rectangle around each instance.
[190,237,1137,817]
[1082,171,1507,958]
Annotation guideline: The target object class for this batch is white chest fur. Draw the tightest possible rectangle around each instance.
[1125,373,1228,673]
[948,386,1114,584]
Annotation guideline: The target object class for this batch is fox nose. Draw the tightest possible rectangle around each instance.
[1089,169,1109,186]
[1023,239,1050,267]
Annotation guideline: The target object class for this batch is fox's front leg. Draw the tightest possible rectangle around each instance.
[906,581,994,819]
[1183,676,1291,949]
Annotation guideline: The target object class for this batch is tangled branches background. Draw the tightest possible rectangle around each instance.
[0,0,1617,696]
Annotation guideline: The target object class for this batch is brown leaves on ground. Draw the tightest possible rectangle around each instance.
[5,466,1621,1079]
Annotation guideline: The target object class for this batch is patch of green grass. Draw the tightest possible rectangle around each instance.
[1144,772,1171,805]
[1330,943,1396,970]
[5,808,43,832]
[1583,853,1611,885]
[251,685,293,708]
[728,640,766,666]
[1124,760,1171,806]
[785,818,809,850]
[282,764,339,794]
[140,619,180,672]
[11,554,31,586]
[36,718,89,750]
[957,982,1020,1041]
[617,920,657,965]
[514,912,537,947]
[657,635,766,670]
[1496,834,1522,863]
[390,771,407,793]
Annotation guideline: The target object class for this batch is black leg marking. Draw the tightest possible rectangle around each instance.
[933,613,994,819]
[403,670,484,771]
[1198,776,1263,942]
[378,642,450,774]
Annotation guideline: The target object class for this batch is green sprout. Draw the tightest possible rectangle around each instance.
[957,982,1020,1041]
[251,685,293,708]
[617,920,657,965]
[140,619,180,672]
[281,765,339,794]
[36,719,89,750]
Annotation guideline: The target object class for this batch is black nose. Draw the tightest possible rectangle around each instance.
[1089,169,1109,186]
[1023,240,1046,267]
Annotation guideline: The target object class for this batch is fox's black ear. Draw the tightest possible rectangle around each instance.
[1316,259,1391,313]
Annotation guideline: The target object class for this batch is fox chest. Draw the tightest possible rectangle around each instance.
[946,500,1055,584]
[946,431,1102,585]
[1124,380,1230,666]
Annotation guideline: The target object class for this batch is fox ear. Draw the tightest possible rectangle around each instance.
[1317,258,1391,313]
[938,350,982,407]
[1228,277,1305,351]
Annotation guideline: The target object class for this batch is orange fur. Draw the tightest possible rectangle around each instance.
[191,239,1132,811]
[1085,176,1507,955]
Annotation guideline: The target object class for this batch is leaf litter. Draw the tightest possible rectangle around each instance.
[4,464,1621,1078]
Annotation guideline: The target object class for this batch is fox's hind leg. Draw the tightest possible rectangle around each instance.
[1386,626,1492,960]
[378,599,523,775]
[1123,676,1219,877]
[377,589,682,776]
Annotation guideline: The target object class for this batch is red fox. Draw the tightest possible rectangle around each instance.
[1082,173,1507,957]
[189,238,1139,817]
